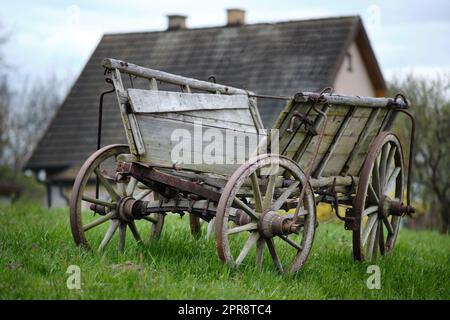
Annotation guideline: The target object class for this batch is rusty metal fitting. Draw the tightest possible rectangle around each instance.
[118,197,136,222]
[118,197,149,221]
[116,161,132,174]
[259,211,294,238]
[389,201,415,217]
[89,203,109,215]
[282,220,301,234]
[235,209,252,226]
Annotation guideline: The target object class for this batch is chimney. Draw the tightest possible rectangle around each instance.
[167,15,187,31]
[227,9,246,26]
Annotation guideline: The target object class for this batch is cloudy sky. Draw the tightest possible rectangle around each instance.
[1,0,449,87]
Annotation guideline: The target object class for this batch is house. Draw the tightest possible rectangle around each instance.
[25,9,386,207]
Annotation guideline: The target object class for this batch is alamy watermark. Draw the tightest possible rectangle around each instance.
[66,265,81,290]
[170,121,279,172]
[366,265,381,289]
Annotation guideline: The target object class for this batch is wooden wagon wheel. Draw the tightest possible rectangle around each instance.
[353,132,405,261]
[215,154,316,273]
[70,144,165,251]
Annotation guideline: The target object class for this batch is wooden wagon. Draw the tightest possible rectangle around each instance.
[70,58,415,273]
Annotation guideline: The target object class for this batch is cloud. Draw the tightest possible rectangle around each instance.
[1,0,449,87]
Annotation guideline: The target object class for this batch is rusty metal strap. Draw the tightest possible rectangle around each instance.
[130,162,222,202]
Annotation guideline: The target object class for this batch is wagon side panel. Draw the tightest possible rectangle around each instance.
[127,89,266,176]
[274,99,391,178]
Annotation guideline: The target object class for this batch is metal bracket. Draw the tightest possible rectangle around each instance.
[316,177,356,229]
[286,111,318,136]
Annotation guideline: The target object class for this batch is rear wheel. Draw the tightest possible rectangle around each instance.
[353,133,405,261]
[69,144,165,251]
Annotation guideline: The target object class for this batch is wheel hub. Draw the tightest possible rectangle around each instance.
[117,197,149,222]
[258,211,300,238]
[379,195,415,217]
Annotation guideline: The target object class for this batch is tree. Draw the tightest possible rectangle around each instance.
[0,23,11,166]
[0,21,62,172]
[389,74,450,234]
[6,75,62,171]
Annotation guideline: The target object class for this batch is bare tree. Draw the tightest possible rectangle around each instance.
[0,23,11,166]
[0,21,62,172]
[7,75,62,171]
[390,74,450,234]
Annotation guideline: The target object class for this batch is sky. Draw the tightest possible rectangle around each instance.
[1,0,449,89]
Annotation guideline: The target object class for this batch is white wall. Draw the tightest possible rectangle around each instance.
[333,41,375,97]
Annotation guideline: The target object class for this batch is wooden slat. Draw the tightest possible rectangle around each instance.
[103,58,248,95]
[340,108,383,176]
[136,115,266,176]
[149,110,258,133]
[128,89,251,114]
[313,106,355,177]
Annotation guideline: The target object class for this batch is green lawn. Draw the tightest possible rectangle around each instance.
[0,204,449,299]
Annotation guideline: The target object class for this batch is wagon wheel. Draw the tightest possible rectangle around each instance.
[353,132,405,261]
[215,154,316,273]
[70,144,165,251]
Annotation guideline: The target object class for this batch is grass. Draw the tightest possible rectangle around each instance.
[0,203,449,299]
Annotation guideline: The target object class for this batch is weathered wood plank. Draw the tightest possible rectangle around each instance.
[103,58,248,95]
[294,92,407,109]
[136,115,266,176]
[313,106,356,177]
[149,111,258,133]
[127,89,250,114]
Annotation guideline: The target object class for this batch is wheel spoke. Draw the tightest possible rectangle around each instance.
[134,189,151,200]
[262,175,277,210]
[128,220,142,242]
[94,168,119,200]
[379,220,385,255]
[83,211,116,232]
[362,206,378,217]
[233,198,259,220]
[372,158,381,196]
[366,219,378,260]
[98,219,120,252]
[362,214,378,246]
[255,237,265,269]
[382,216,394,235]
[379,144,390,187]
[82,195,115,208]
[227,222,258,235]
[143,214,158,224]
[126,177,138,196]
[266,238,283,273]
[271,181,300,211]
[279,235,303,251]
[206,218,215,239]
[117,183,126,196]
[383,167,401,195]
[386,145,397,177]
[235,232,260,267]
[250,172,263,213]
[372,221,380,259]
[118,222,127,251]
[368,184,380,204]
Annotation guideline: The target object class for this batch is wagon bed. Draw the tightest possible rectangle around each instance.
[69,58,415,273]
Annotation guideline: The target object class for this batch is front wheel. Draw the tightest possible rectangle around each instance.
[215,154,316,274]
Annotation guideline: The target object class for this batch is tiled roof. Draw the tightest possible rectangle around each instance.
[27,15,369,171]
